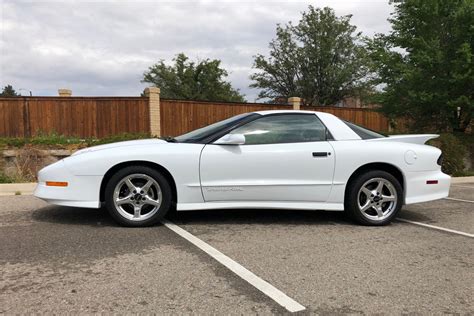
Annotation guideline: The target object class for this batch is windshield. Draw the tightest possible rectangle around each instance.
[343,120,386,139]
[175,113,257,143]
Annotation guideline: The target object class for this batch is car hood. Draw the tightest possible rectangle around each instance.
[367,134,439,145]
[72,138,167,156]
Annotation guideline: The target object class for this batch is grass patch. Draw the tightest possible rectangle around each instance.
[87,133,153,146]
[453,170,474,177]
[0,132,153,149]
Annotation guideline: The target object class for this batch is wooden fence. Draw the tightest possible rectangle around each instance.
[160,99,389,136]
[0,97,149,138]
[160,99,288,136]
[305,105,389,133]
[0,95,389,138]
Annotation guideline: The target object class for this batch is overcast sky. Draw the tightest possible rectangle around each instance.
[0,0,393,100]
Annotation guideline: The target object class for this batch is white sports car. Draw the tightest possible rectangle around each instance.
[34,110,450,226]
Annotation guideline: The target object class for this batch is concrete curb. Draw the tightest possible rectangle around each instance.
[0,183,36,196]
[451,176,474,184]
[0,176,473,196]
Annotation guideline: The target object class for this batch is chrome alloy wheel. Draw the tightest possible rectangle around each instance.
[113,173,162,221]
[357,177,398,221]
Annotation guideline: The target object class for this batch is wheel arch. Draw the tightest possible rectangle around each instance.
[345,162,405,203]
[99,160,177,205]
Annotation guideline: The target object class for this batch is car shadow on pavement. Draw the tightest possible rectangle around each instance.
[32,205,120,227]
[169,208,353,226]
[32,205,353,227]
[397,208,433,222]
[32,205,433,228]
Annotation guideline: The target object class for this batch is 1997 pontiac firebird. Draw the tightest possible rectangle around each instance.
[35,110,450,226]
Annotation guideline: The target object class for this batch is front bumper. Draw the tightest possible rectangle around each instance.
[404,170,451,204]
[34,160,102,208]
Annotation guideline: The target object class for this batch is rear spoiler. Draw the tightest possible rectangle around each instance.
[367,134,439,145]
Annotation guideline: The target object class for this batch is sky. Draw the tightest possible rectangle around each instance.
[0,0,394,101]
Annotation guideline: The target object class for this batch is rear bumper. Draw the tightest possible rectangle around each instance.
[404,170,450,204]
[34,160,102,208]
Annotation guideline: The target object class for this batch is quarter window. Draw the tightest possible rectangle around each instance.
[229,114,327,145]
[343,120,386,139]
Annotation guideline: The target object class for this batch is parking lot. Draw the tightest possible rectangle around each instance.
[0,183,472,314]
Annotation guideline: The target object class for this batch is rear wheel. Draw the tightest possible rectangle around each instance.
[345,170,402,226]
[105,166,172,227]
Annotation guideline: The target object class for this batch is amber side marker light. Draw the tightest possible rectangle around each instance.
[426,180,438,185]
[46,181,68,187]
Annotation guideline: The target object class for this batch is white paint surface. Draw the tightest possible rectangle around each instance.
[444,197,474,203]
[397,218,473,238]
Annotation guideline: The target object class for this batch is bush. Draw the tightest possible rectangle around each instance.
[13,146,44,182]
[429,133,466,176]
[0,172,14,183]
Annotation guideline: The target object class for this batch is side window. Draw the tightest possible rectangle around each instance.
[229,114,327,145]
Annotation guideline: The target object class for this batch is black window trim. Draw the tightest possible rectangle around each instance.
[178,113,261,144]
[208,112,334,145]
[197,113,261,144]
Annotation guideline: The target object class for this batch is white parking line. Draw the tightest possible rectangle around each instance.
[161,219,306,313]
[397,218,474,238]
[444,197,474,203]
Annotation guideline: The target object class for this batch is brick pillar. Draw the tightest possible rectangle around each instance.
[58,89,72,97]
[288,97,301,110]
[144,87,161,136]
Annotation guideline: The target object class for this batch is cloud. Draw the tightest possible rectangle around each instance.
[0,0,393,99]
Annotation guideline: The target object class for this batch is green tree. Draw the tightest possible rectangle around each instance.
[0,85,20,97]
[142,53,245,102]
[367,0,473,132]
[250,6,371,106]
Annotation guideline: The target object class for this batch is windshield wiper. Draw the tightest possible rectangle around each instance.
[160,136,178,143]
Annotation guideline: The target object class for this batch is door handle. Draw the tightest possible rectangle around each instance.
[312,152,331,157]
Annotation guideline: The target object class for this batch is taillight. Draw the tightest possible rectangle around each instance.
[437,153,443,166]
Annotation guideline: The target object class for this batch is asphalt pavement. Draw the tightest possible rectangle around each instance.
[0,184,472,314]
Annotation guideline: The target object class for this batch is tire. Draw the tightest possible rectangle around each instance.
[344,170,403,226]
[164,202,178,220]
[104,165,172,227]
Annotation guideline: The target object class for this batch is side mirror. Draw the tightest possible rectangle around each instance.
[214,133,245,145]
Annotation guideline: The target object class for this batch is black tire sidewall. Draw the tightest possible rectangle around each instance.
[105,165,172,227]
[345,170,403,226]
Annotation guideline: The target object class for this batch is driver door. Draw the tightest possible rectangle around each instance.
[199,113,335,202]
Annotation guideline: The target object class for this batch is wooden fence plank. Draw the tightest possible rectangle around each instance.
[0,97,388,138]
[160,100,388,136]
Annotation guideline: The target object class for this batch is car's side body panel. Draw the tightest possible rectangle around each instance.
[326,140,450,204]
[199,141,335,202]
[177,201,344,211]
[36,141,206,208]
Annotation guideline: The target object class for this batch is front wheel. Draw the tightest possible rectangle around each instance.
[344,170,403,226]
[105,166,172,227]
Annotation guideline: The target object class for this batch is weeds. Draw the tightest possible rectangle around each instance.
[0,172,14,183]
[0,132,152,149]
